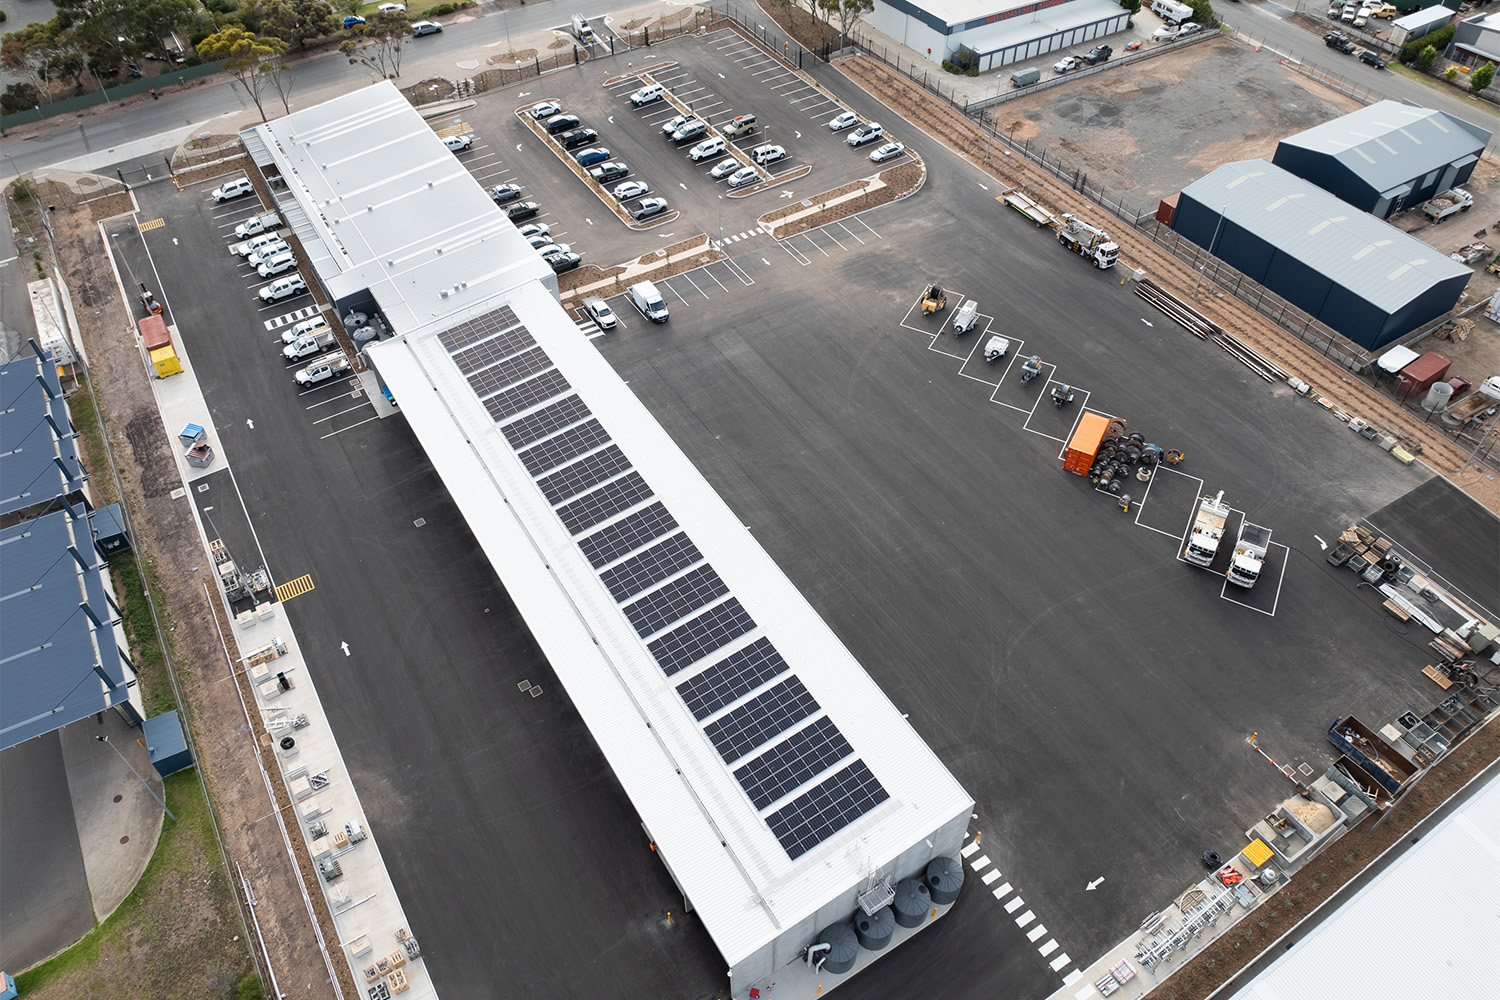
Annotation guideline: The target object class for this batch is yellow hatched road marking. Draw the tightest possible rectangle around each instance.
[138,218,166,232]
[274,574,315,602]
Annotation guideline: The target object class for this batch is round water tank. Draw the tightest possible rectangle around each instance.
[892,878,931,928]
[815,922,859,975]
[1424,380,1454,412]
[854,905,895,951]
[925,855,965,905]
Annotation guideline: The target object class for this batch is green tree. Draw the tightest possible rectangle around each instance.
[197,26,286,120]
[339,11,411,79]
[1120,0,1141,12]
[1418,45,1438,71]
[1,81,41,114]
[818,0,873,47]
[260,0,337,50]
[1471,61,1495,92]
[1188,0,1214,27]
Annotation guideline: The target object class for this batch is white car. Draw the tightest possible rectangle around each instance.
[629,83,664,106]
[529,100,562,119]
[660,114,693,135]
[256,250,297,278]
[710,157,742,179]
[1177,21,1203,35]
[631,197,670,220]
[689,136,727,162]
[868,142,905,163]
[281,317,331,345]
[534,242,573,260]
[248,239,290,264]
[751,144,786,165]
[443,133,474,152]
[827,111,859,131]
[613,180,650,200]
[1152,25,1180,41]
[847,123,883,147]
[517,222,551,241]
[258,275,307,302]
[377,2,406,11]
[212,178,254,202]
[1054,55,1079,73]
[727,166,759,189]
[583,296,617,330]
[411,20,442,35]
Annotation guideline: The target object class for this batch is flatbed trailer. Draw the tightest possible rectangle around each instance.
[1002,190,1056,229]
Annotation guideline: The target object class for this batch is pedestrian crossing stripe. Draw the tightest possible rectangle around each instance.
[138,218,166,232]
[274,574,315,602]
[264,305,320,331]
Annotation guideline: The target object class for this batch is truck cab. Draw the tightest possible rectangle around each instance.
[1226,523,1272,588]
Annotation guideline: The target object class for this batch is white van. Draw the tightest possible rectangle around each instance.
[1151,0,1194,25]
[630,83,664,106]
[629,280,669,323]
[571,14,597,43]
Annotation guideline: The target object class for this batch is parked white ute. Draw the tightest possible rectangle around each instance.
[294,353,351,387]
[258,275,308,302]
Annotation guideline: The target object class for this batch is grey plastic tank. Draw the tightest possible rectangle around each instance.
[893,877,931,928]
[854,905,895,951]
[926,855,965,905]
[816,922,859,974]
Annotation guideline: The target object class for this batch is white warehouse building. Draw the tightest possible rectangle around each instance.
[867,0,1131,71]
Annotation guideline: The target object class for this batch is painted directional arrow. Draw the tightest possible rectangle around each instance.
[1086,877,1105,891]
[978,183,989,191]
[518,91,531,98]
[341,641,351,657]
[608,115,615,123]
[795,130,801,139]
[586,218,593,225]
[779,190,795,198]
[1314,534,1327,551]
[246,418,255,430]
[679,182,687,189]
[516,143,523,151]
[762,258,771,266]
[1141,319,1153,327]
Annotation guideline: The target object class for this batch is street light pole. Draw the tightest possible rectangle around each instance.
[1193,203,1227,298]
[97,735,176,821]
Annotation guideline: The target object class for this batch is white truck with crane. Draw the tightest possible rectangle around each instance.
[1056,213,1119,269]
[1227,523,1272,588]
[1183,491,1229,568]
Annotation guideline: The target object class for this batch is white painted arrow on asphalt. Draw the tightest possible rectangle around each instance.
[246,418,255,430]
[341,641,350,657]
[762,258,771,266]
[978,183,989,191]
[609,115,615,123]
[780,190,795,198]
[795,130,801,139]
[1314,534,1327,551]
[718,72,725,78]
[172,237,179,245]
[518,91,531,98]
[1086,877,1105,891]
[679,182,687,189]
[1141,319,1153,327]
[516,143,523,151]
[586,218,593,225]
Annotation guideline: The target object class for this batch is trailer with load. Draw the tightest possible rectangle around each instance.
[920,283,946,314]
[1441,374,1500,426]
[139,314,182,378]
[1183,491,1229,568]
[1226,522,1272,588]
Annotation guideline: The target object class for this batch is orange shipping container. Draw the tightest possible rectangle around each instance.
[139,314,172,352]
[1063,412,1110,475]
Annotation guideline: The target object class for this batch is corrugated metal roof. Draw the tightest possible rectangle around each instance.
[1229,766,1500,1000]
[0,508,131,751]
[368,281,973,967]
[0,352,86,519]
[1277,100,1491,195]
[1179,160,1470,312]
[244,82,552,327]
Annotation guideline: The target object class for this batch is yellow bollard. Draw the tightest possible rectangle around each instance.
[976,830,981,844]
[931,907,938,918]
[667,911,672,926]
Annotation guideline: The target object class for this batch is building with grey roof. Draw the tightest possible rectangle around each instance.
[1171,160,1471,351]
[866,0,1129,72]
[1271,100,1491,220]
[1,349,90,527]
[239,81,554,333]
[0,505,139,752]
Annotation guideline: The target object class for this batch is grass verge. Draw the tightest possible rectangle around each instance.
[112,551,179,719]
[67,374,120,505]
[15,771,262,1000]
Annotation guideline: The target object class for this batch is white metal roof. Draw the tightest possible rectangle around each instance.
[246,82,551,328]
[368,281,972,966]
[1229,764,1500,1000]
[894,0,1090,28]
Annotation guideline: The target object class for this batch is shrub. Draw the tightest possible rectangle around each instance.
[1418,45,1437,71]
[423,3,456,15]
[1,82,41,115]
[1471,61,1495,91]
[1445,66,1459,80]
[1400,25,1453,63]
[940,59,959,74]
[966,66,978,76]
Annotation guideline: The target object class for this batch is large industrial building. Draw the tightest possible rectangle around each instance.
[1271,101,1491,220]
[866,0,1129,71]
[1169,160,1471,351]
[246,82,975,997]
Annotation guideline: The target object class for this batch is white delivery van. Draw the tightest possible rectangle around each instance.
[630,281,669,323]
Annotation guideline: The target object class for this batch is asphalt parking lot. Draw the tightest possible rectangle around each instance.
[112,28,1490,1000]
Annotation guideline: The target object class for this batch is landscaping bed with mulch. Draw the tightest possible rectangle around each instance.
[764,161,923,238]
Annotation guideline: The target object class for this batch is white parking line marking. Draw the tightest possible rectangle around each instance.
[970,855,990,870]
[1038,939,1059,956]
[657,279,690,306]
[982,869,1002,885]
[819,227,847,251]
[1063,970,1083,985]
[679,271,709,299]
[1049,953,1072,972]
[802,234,828,257]
[991,882,1012,898]
[1004,896,1025,914]
[1027,925,1048,943]
[780,241,811,266]
[855,217,881,238]
[701,266,728,292]
[312,401,374,425]
[722,257,755,285]
[320,414,381,439]
[1015,910,1036,928]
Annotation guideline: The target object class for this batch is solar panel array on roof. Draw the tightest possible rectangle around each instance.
[439,306,890,858]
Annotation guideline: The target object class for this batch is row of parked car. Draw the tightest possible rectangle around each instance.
[1324,30,1387,67]
[1327,1,1398,28]
[627,83,785,191]
[826,111,907,163]
[526,98,672,224]
[214,189,313,302]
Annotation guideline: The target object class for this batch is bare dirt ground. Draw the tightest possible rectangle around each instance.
[36,179,342,1000]
[837,53,1500,513]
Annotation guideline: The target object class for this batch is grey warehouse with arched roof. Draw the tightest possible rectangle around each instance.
[1170,160,1471,352]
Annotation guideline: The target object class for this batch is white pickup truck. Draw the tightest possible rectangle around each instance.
[293,352,351,387]
[283,326,337,360]
[234,212,281,239]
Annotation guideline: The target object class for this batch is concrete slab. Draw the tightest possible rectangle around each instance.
[1364,476,1500,617]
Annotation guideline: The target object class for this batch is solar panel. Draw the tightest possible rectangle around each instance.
[622,566,728,638]
[675,638,789,721]
[598,532,702,601]
[557,472,653,535]
[577,503,679,568]
[451,326,536,374]
[437,306,519,352]
[484,370,571,421]
[536,445,632,506]
[703,676,817,762]
[518,419,611,476]
[648,598,756,676]
[501,395,591,449]
[467,347,552,398]
[766,760,889,860]
[734,717,853,810]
